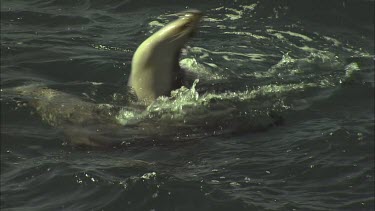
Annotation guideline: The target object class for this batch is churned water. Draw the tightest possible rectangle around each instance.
[1,0,374,210]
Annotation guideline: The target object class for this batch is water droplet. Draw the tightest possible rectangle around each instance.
[230,182,241,187]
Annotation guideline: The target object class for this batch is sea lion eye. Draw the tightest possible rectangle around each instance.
[179,23,190,30]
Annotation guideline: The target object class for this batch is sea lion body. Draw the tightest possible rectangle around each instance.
[129,10,202,104]
[6,10,203,146]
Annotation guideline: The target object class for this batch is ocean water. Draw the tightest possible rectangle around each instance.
[1,0,374,210]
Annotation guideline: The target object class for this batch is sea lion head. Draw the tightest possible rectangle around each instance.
[150,9,203,50]
[129,10,202,104]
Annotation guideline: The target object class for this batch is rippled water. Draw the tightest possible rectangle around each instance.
[1,0,374,210]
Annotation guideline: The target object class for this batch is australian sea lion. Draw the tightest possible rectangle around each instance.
[5,10,203,146]
[128,9,202,104]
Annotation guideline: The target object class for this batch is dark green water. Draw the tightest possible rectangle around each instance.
[1,0,374,210]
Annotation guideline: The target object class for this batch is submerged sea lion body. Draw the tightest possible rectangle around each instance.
[128,10,202,104]
[7,10,203,147]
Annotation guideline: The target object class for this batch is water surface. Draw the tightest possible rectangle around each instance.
[1,0,374,210]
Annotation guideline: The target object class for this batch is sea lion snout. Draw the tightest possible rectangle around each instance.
[180,9,203,19]
[176,9,203,31]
